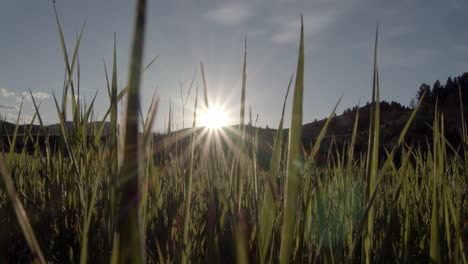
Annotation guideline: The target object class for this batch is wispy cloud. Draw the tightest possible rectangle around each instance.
[67,93,84,102]
[205,2,253,25]
[16,91,51,103]
[0,104,17,111]
[0,89,49,124]
[0,88,51,103]
[0,88,15,97]
[270,11,338,44]
[0,112,33,124]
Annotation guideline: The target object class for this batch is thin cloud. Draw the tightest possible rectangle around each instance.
[270,11,338,44]
[0,112,33,124]
[17,91,51,103]
[0,88,15,97]
[0,104,17,111]
[67,93,84,102]
[0,87,51,103]
[205,2,253,25]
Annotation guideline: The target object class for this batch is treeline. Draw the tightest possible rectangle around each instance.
[414,72,468,110]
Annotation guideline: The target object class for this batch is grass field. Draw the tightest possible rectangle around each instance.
[0,0,467,263]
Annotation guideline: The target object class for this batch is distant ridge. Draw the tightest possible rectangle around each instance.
[1,72,467,154]
[0,121,111,136]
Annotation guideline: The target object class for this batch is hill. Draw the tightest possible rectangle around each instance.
[2,72,468,161]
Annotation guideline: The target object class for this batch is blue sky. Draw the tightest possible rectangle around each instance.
[1,0,467,131]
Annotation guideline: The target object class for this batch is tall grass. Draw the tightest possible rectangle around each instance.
[279,15,305,264]
[113,0,147,262]
[0,2,467,263]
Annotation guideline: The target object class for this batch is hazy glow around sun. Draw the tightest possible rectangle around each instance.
[200,106,228,129]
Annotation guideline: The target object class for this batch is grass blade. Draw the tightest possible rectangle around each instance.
[200,62,210,109]
[116,56,158,102]
[259,74,292,263]
[113,0,147,262]
[0,155,46,263]
[279,15,304,264]
[363,25,380,264]
[240,35,247,138]
[181,86,198,264]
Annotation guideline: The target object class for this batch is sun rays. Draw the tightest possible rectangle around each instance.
[199,105,229,129]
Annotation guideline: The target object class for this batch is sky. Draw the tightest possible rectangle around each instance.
[1,0,467,131]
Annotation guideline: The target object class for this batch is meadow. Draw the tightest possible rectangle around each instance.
[0,0,467,263]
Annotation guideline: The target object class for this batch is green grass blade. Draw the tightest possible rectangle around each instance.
[6,98,24,166]
[53,2,86,121]
[116,56,158,102]
[259,74,292,263]
[142,93,159,147]
[167,98,172,133]
[52,94,81,178]
[200,62,210,109]
[80,169,102,264]
[430,105,441,263]
[363,25,380,264]
[347,102,360,171]
[111,34,119,158]
[279,15,304,264]
[181,85,198,264]
[310,97,341,160]
[113,0,147,262]
[0,157,46,264]
[459,85,467,144]
[239,35,247,137]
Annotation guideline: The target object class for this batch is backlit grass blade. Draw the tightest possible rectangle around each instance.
[111,33,119,153]
[29,90,51,168]
[240,35,247,138]
[363,25,380,264]
[76,47,81,121]
[113,0,147,262]
[139,91,158,257]
[200,62,210,109]
[117,56,158,102]
[82,91,98,123]
[167,98,172,133]
[6,98,24,166]
[181,85,198,264]
[235,36,249,226]
[142,93,159,147]
[259,74,292,264]
[104,59,112,98]
[347,102,359,171]
[379,89,426,171]
[53,2,86,121]
[179,71,196,128]
[279,15,304,264]
[79,169,102,264]
[459,85,467,145]
[309,97,342,160]
[430,104,441,263]
[52,94,81,178]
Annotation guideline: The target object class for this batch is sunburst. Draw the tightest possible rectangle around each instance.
[199,105,229,129]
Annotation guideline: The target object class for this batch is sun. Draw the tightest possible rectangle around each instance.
[200,105,229,129]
